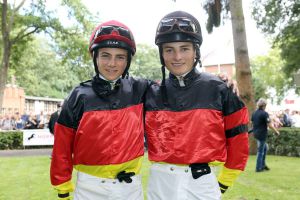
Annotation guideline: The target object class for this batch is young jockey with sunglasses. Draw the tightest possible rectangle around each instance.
[144,11,249,200]
[50,20,148,200]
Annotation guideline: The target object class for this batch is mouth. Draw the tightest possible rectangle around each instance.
[105,69,118,73]
[172,63,184,67]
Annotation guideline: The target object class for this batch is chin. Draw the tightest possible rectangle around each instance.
[108,75,121,81]
[173,71,185,76]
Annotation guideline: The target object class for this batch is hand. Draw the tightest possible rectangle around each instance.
[218,181,229,194]
[217,73,239,96]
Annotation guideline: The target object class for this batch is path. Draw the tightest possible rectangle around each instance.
[0,148,52,157]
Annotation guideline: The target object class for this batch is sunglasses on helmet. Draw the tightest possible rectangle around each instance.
[94,25,134,41]
[157,18,198,34]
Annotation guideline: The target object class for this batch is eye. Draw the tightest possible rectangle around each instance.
[98,53,111,61]
[100,54,109,58]
[181,46,193,52]
[164,48,173,53]
[116,55,126,61]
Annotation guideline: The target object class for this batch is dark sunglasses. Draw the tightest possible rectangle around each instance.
[94,25,133,41]
[157,18,198,34]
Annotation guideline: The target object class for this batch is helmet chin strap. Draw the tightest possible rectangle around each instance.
[93,51,100,75]
[122,51,131,79]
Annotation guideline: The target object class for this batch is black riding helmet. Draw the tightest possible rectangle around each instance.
[155,11,203,106]
[89,20,136,78]
[155,10,203,67]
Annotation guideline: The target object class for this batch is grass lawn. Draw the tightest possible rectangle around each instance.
[0,154,299,200]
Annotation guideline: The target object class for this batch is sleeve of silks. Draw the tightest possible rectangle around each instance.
[50,98,77,195]
[218,89,249,189]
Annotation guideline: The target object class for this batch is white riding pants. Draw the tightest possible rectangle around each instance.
[147,163,221,200]
[74,171,143,200]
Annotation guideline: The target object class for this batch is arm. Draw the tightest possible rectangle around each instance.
[218,88,249,193]
[268,122,280,135]
[48,115,54,134]
[50,123,75,198]
[49,113,56,134]
[50,95,78,198]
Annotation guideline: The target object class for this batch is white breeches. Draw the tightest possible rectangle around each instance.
[74,171,143,200]
[147,163,221,200]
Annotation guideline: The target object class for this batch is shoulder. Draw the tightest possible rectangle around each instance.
[128,76,148,84]
[65,80,93,105]
[79,79,92,87]
[265,111,270,117]
[125,76,155,90]
[200,72,224,83]
[199,72,227,90]
[72,79,93,93]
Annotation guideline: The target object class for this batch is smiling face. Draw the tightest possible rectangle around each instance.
[96,47,128,81]
[162,41,196,76]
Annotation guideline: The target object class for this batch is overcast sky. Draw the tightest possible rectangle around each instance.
[80,0,270,59]
[42,0,271,61]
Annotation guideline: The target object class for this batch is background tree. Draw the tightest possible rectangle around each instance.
[203,0,255,113]
[130,44,161,81]
[0,0,94,110]
[9,37,88,98]
[203,0,256,153]
[251,48,291,103]
[252,0,300,90]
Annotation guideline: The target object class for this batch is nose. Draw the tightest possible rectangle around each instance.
[174,50,182,61]
[108,57,116,67]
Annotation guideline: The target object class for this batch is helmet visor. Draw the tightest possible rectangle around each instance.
[157,18,198,35]
[93,25,134,43]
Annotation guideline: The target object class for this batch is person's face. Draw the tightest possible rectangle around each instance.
[96,48,128,81]
[162,41,196,76]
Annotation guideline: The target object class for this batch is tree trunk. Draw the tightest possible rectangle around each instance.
[229,0,256,154]
[0,47,10,114]
[0,0,10,113]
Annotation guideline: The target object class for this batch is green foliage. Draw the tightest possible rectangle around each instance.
[130,44,161,81]
[203,0,230,33]
[53,0,96,70]
[0,131,23,150]
[9,37,86,98]
[250,48,291,102]
[251,76,267,101]
[252,0,300,82]
[3,0,64,45]
[1,0,96,100]
[268,127,300,157]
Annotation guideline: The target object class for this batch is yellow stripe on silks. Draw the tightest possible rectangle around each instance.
[54,180,74,194]
[74,156,143,179]
[209,161,225,166]
[150,161,225,167]
[217,166,241,187]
